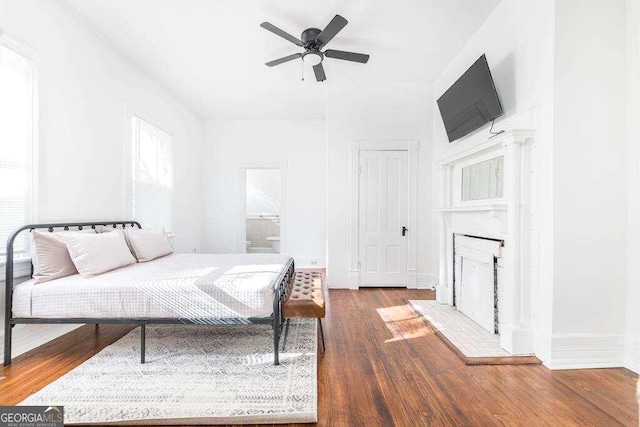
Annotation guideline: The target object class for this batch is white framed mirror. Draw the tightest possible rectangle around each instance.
[460,155,504,202]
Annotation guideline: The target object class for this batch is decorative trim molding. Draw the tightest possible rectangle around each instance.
[435,129,537,355]
[417,273,436,290]
[407,269,418,289]
[0,32,40,247]
[348,140,420,290]
[239,161,288,254]
[547,333,626,370]
[436,130,535,167]
[624,333,639,373]
[122,104,175,231]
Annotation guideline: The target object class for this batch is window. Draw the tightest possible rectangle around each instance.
[0,39,35,258]
[461,156,504,201]
[131,116,173,231]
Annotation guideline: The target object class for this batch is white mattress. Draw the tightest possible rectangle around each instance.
[12,253,292,320]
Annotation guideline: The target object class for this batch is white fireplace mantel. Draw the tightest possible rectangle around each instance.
[435,129,536,355]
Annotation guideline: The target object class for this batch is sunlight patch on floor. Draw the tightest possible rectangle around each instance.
[376,304,434,343]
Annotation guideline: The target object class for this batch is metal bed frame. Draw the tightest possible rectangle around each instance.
[3,221,295,367]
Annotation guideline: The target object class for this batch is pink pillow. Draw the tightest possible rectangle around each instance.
[31,231,79,284]
[63,230,136,276]
[125,228,173,262]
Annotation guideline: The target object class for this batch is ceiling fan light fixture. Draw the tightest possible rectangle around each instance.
[302,52,322,66]
[262,15,369,81]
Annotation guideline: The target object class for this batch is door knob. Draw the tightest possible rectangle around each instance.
[402,226,408,236]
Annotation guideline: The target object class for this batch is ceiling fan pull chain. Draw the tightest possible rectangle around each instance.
[301,60,304,81]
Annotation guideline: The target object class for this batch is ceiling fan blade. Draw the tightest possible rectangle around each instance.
[260,22,303,46]
[316,15,348,46]
[265,53,302,67]
[313,63,326,82]
[324,49,370,63]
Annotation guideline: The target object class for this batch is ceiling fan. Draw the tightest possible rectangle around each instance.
[260,15,370,82]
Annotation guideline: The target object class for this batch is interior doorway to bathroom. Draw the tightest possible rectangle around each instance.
[242,166,285,254]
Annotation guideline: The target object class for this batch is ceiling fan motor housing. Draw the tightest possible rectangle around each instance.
[301,28,322,48]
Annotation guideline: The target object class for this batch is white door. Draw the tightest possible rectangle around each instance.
[359,150,409,287]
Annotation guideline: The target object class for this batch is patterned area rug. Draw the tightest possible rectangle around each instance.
[20,320,317,425]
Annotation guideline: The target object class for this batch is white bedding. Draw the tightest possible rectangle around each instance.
[12,253,292,320]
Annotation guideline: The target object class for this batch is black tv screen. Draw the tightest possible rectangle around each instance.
[437,54,503,142]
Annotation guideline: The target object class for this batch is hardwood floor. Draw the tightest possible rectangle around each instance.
[1,288,637,426]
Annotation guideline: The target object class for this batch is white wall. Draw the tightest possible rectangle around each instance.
[625,0,640,373]
[551,0,628,368]
[326,81,432,288]
[431,0,556,360]
[0,0,204,357]
[202,118,327,267]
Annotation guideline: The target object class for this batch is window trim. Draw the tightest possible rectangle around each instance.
[0,33,39,266]
[123,104,174,232]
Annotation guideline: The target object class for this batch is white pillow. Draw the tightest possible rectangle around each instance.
[31,231,79,284]
[125,228,174,263]
[31,229,96,281]
[63,230,136,276]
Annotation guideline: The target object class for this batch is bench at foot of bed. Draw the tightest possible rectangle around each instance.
[282,270,326,354]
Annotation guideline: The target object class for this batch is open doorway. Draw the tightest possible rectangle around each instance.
[243,168,283,254]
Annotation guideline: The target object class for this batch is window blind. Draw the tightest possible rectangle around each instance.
[131,116,173,231]
[0,43,34,257]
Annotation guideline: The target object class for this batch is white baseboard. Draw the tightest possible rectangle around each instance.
[435,283,449,303]
[624,333,639,373]
[0,324,82,360]
[346,270,359,290]
[499,324,535,355]
[534,330,552,366]
[546,333,626,370]
[417,273,436,290]
[407,269,418,289]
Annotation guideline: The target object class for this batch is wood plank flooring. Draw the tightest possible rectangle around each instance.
[1,288,637,426]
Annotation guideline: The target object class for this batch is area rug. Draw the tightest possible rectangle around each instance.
[20,320,317,425]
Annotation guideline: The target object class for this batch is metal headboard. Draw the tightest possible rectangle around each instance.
[4,221,141,325]
[5,221,141,283]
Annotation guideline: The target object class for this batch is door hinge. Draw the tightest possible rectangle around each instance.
[357,260,361,269]
[357,166,362,175]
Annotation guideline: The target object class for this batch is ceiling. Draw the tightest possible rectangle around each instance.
[61,0,500,119]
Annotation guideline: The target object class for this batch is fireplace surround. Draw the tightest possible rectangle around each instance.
[436,129,536,355]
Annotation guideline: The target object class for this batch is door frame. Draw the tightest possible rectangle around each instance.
[348,140,420,290]
[239,162,288,254]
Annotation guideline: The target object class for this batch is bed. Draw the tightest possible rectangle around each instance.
[3,221,295,367]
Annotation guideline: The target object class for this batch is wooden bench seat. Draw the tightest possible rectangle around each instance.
[282,270,326,352]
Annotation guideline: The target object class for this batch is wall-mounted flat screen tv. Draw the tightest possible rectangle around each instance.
[437,54,503,142]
